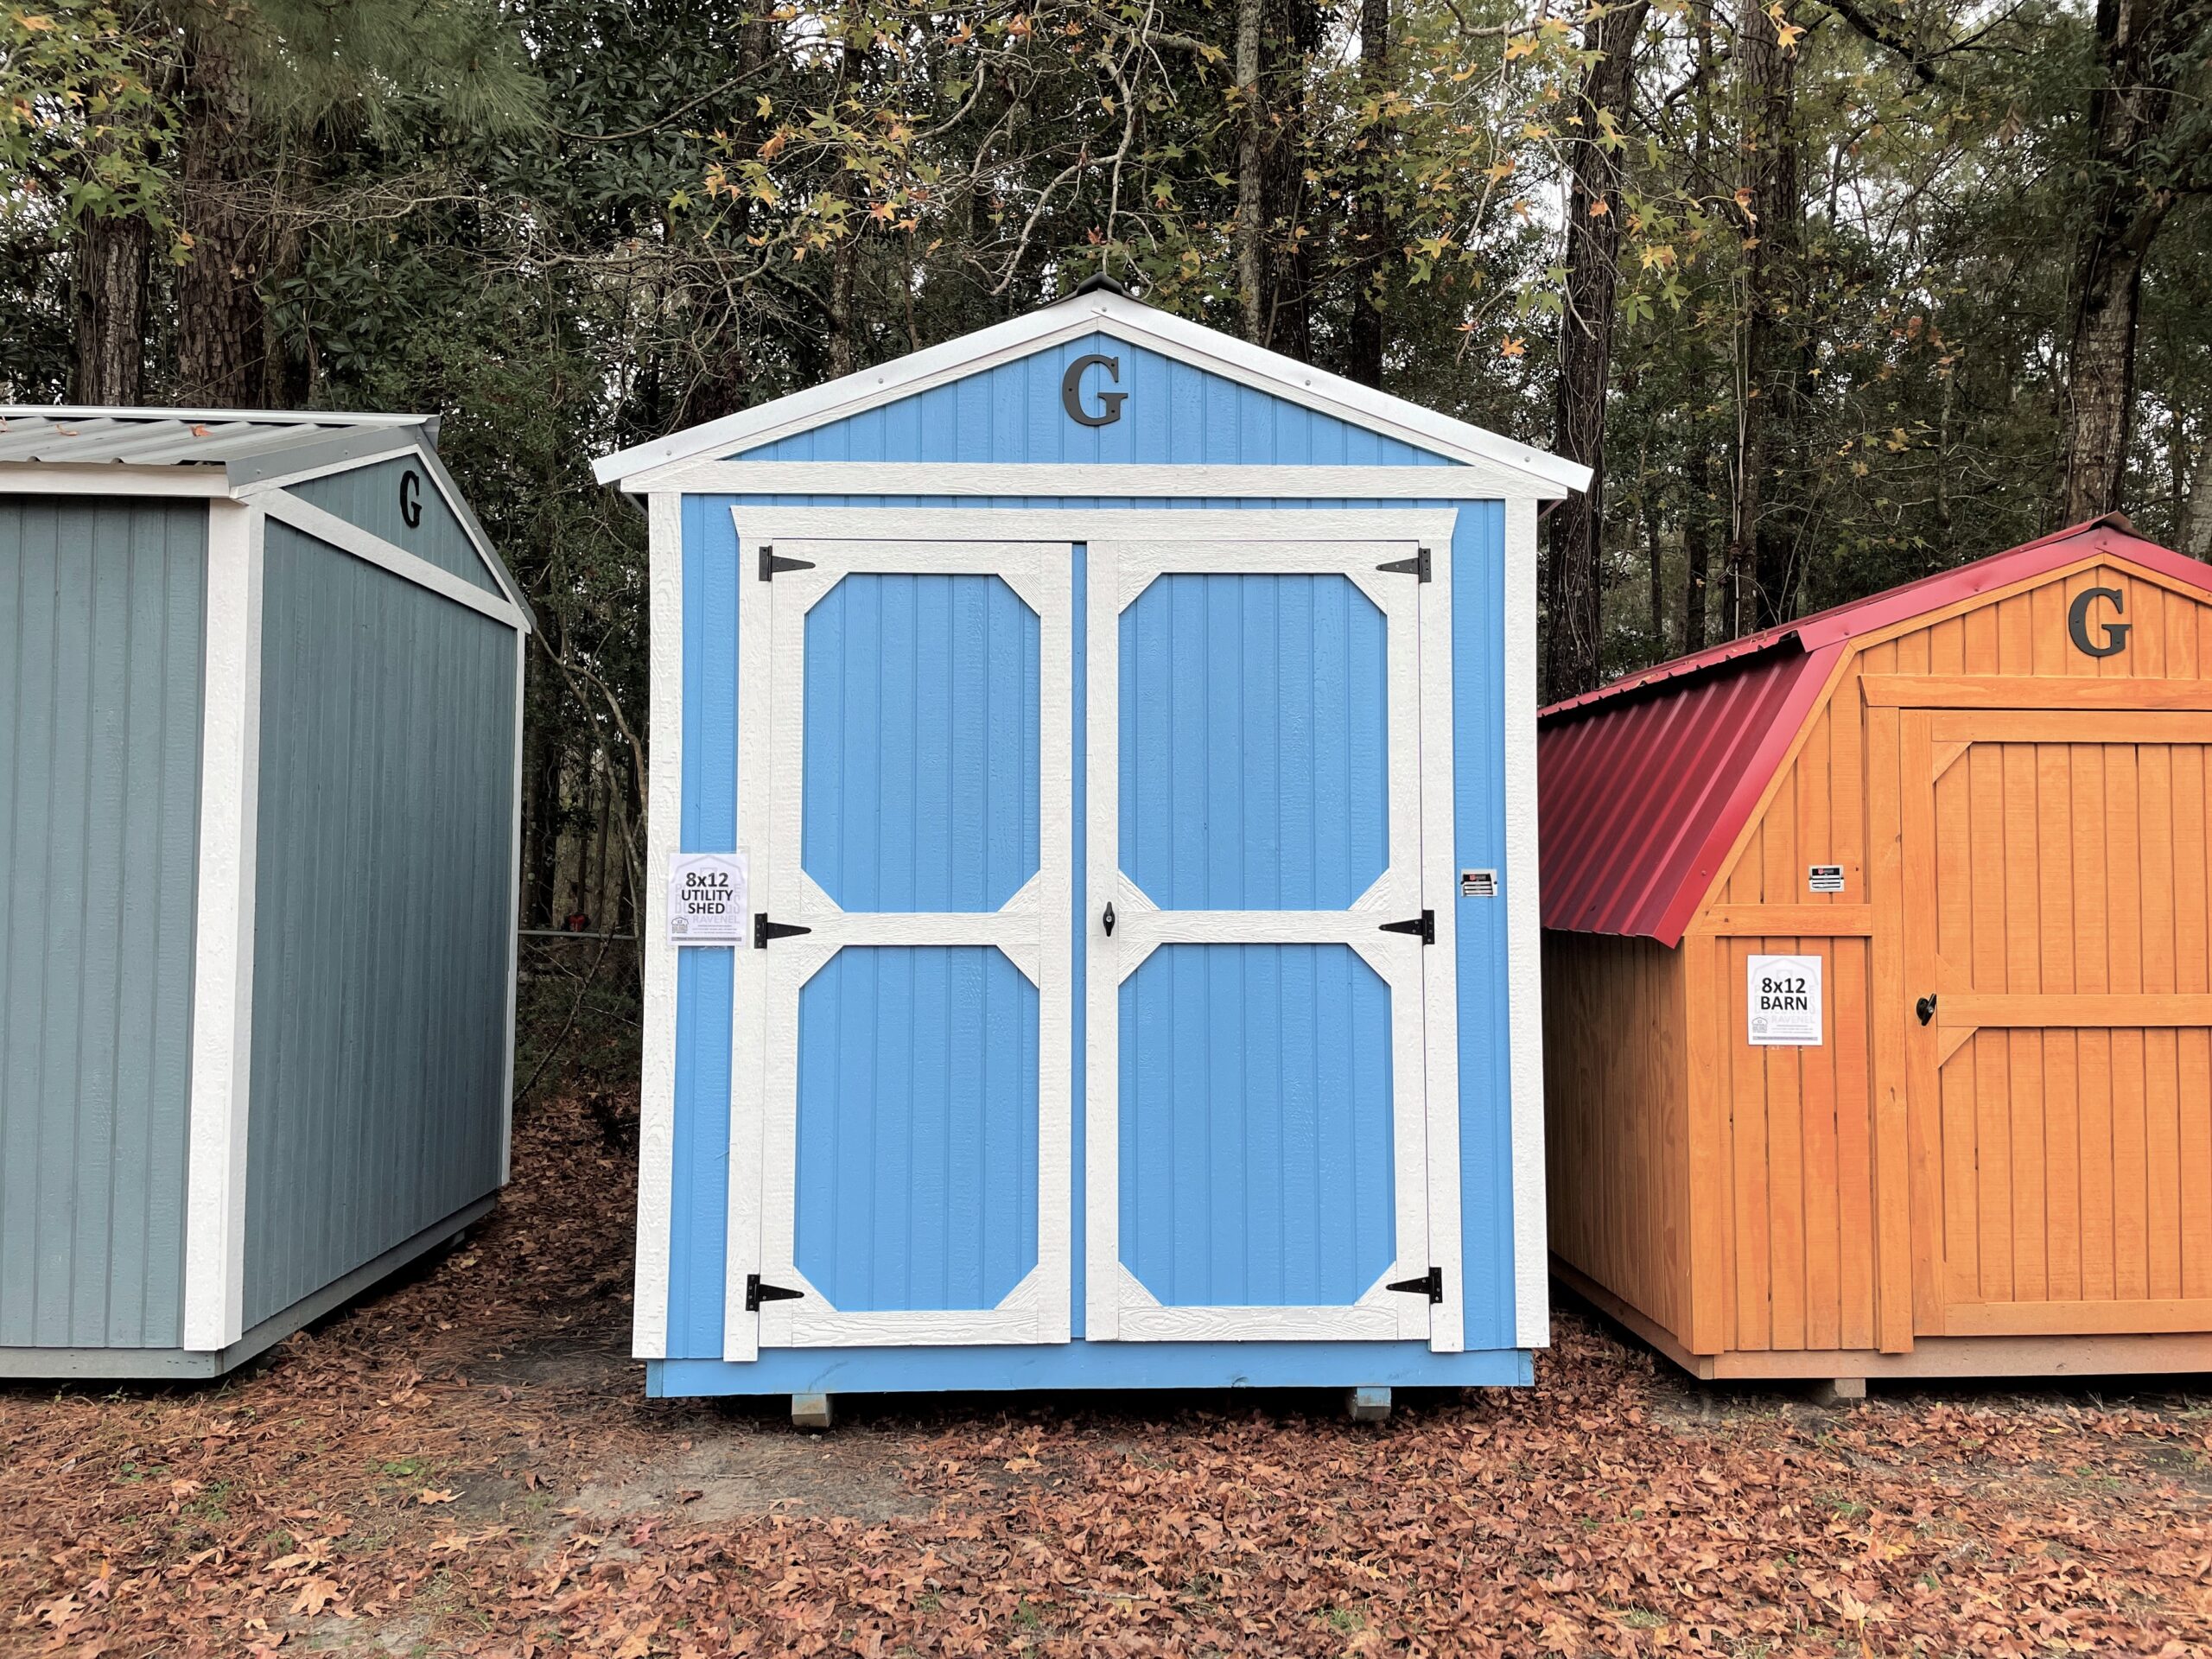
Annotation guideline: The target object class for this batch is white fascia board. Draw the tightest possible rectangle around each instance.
[181,499,265,1351]
[0,464,229,497]
[593,292,1591,497]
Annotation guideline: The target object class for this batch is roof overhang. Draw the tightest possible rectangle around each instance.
[593,288,1592,498]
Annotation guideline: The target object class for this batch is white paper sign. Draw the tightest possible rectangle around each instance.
[1748,954,1822,1046]
[667,851,747,945]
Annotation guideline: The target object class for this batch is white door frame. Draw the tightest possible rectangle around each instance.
[736,537,1073,1351]
[1084,522,1464,1349]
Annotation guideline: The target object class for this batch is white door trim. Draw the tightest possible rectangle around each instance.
[1417,522,1466,1352]
[740,538,1074,1351]
[725,507,1465,547]
[632,493,684,1360]
[1085,532,1446,1344]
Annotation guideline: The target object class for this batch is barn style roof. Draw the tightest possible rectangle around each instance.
[1538,516,2212,944]
[0,407,431,484]
[592,280,1592,495]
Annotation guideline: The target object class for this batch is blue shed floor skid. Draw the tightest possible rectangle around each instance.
[647,1340,1533,1397]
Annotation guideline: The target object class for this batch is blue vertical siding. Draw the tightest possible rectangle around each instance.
[0,497,204,1351]
[1451,501,1515,1350]
[670,463,1518,1363]
[1118,942,1395,1306]
[741,336,1458,467]
[795,944,1039,1308]
[1119,572,1387,910]
[802,573,1039,912]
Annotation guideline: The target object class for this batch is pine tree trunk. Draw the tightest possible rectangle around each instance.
[1683,447,1713,653]
[1542,0,1648,702]
[2059,0,2205,523]
[1345,0,1389,386]
[176,29,274,407]
[1256,0,1319,359]
[70,210,148,404]
[1235,0,1265,344]
[2180,439,2212,559]
[1737,0,1803,630]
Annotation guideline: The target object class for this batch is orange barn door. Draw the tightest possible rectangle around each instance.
[1901,709,2212,1338]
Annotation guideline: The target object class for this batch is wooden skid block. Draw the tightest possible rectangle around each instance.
[1344,1387,1393,1423]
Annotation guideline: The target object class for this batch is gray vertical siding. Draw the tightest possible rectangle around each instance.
[289,456,502,596]
[0,496,205,1350]
[243,521,514,1327]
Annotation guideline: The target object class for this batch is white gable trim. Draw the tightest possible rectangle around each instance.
[594,291,1589,497]
[238,442,532,628]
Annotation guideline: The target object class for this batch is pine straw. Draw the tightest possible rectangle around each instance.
[4,1090,2208,1656]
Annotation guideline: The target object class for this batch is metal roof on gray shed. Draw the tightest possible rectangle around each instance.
[0,405,534,630]
[0,407,433,485]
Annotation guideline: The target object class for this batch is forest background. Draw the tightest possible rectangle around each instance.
[8,0,2212,1026]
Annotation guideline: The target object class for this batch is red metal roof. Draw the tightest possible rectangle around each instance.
[1537,518,2212,944]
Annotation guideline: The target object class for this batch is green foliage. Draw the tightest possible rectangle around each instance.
[8,0,2212,982]
[0,2,175,232]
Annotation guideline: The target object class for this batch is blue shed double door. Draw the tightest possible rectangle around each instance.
[734,528,1461,1362]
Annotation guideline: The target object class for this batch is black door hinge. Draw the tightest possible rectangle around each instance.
[1387,1267,1444,1303]
[758,544,816,582]
[1378,910,1434,944]
[745,1274,804,1312]
[1376,548,1431,582]
[754,914,814,949]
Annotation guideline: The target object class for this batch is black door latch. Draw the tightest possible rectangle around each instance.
[1915,994,1936,1027]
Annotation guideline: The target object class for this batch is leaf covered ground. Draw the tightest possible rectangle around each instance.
[4,1091,2209,1657]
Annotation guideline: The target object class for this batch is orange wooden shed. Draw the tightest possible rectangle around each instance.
[1540,517,2212,1388]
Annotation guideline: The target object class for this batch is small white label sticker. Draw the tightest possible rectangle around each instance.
[1808,864,1846,893]
[1748,953,1823,1046]
[1459,868,1498,898]
[668,851,747,945]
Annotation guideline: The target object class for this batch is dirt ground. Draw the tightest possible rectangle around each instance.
[4,1091,2209,1657]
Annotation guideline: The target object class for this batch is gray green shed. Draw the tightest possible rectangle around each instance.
[0,407,531,1378]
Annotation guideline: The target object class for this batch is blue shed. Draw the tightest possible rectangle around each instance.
[0,407,530,1378]
[593,282,1587,1416]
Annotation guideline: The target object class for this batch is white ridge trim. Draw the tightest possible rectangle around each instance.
[632,493,684,1359]
[594,290,1588,495]
[1503,497,1549,1349]
[181,499,265,1351]
[257,490,523,629]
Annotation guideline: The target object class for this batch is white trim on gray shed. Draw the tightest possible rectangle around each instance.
[0,407,528,1378]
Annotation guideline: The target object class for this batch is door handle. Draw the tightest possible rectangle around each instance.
[1102,902,1116,937]
[1915,994,1936,1026]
